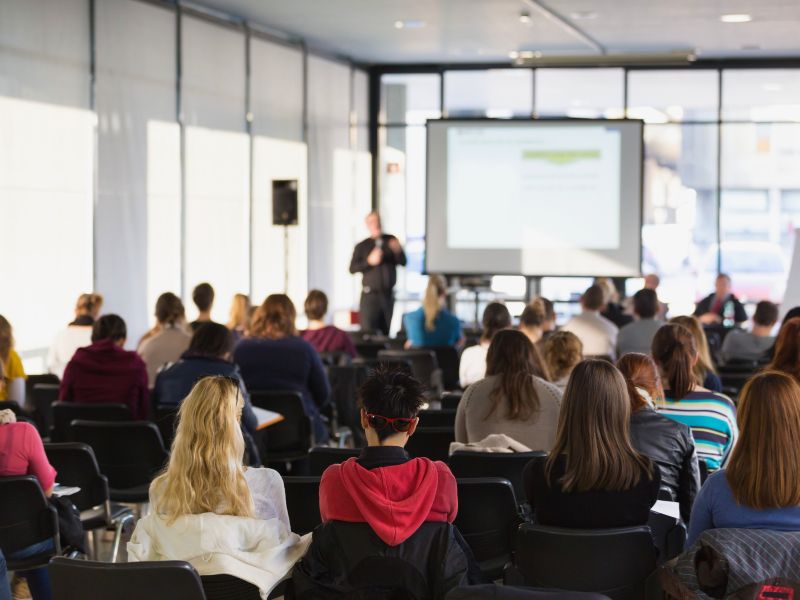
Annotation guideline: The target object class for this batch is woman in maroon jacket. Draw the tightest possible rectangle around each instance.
[59,314,149,420]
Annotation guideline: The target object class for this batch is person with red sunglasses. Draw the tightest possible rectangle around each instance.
[318,367,458,546]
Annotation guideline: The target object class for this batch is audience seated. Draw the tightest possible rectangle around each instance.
[0,408,56,600]
[720,300,777,363]
[59,315,149,420]
[300,289,356,358]
[226,293,251,344]
[127,377,308,596]
[596,277,633,329]
[523,360,660,528]
[137,293,192,388]
[670,315,722,392]
[687,370,800,546]
[46,293,103,380]
[403,275,462,348]
[234,294,331,443]
[694,273,748,325]
[561,285,619,359]
[320,367,457,537]
[617,353,700,523]
[0,315,25,405]
[518,297,553,347]
[652,324,737,471]
[617,288,662,356]
[542,331,583,390]
[188,282,215,331]
[765,317,800,381]
[459,302,511,387]
[456,330,561,451]
[643,273,669,319]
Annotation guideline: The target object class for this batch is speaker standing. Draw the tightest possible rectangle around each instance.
[349,212,406,335]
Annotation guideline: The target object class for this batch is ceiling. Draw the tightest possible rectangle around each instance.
[199,0,800,65]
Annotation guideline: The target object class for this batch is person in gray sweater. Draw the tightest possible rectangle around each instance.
[455,329,562,451]
[720,300,778,363]
[617,288,662,357]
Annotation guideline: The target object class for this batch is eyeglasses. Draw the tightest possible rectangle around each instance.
[366,413,416,433]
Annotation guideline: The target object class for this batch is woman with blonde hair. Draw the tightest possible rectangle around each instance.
[543,331,583,390]
[403,275,461,348]
[128,376,308,595]
[47,293,104,380]
[688,371,800,545]
[227,293,251,343]
[669,315,722,392]
[0,315,25,405]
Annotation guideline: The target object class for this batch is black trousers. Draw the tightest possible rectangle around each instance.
[360,290,394,335]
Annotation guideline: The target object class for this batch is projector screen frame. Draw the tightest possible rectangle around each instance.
[424,117,645,278]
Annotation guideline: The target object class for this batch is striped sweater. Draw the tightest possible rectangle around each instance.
[658,390,738,471]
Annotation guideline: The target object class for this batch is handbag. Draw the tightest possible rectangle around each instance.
[49,494,86,554]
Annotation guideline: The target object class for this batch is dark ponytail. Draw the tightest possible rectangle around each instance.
[651,324,696,400]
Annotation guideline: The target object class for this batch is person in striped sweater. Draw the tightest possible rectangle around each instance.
[651,323,738,471]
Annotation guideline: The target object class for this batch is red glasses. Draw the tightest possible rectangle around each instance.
[366,413,416,433]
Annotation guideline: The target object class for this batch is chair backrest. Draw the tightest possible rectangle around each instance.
[44,442,109,512]
[282,476,322,535]
[326,364,370,447]
[647,511,686,565]
[424,345,461,390]
[405,426,455,463]
[49,557,206,600]
[441,391,463,411]
[319,351,351,367]
[0,400,22,416]
[377,349,439,391]
[69,420,168,491]
[355,340,389,359]
[31,383,60,434]
[26,373,60,403]
[455,478,521,579]
[447,584,613,599]
[250,390,313,462]
[449,451,547,502]
[514,524,657,600]
[308,447,360,476]
[51,401,132,442]
[201,574,261,600]
[0,476,60,554]
[417,409,457,428]
[152,404,179,450]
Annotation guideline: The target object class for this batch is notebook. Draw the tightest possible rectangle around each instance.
[252,407,284,430]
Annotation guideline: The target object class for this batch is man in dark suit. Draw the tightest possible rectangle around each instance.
[349,212,406,335]
[695,273,748,325]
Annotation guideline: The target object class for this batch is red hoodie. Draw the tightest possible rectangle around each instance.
[319,456,458,546]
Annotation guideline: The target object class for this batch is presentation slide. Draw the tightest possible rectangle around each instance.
[426,119,643,276]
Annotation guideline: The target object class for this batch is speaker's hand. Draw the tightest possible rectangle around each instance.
[367,246,383,266]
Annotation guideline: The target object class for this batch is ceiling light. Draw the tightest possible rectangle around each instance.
[394,19,426,29]
[720,13,752,23]
[570,10,598,20]
[519,11,531,24]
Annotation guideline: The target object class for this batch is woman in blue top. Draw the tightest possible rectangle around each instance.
[688,370,800,546]
[403,275,462,348]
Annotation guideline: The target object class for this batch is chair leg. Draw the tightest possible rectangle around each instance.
[110,514,135,563]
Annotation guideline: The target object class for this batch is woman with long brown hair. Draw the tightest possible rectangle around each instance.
[687,371,800,545]
[617,353,700,523]
[651,323,737,471]
[765,317,800,380]
[669,315,722,392]
[234,294,331,443]
[455,329,561,450]
[523,360,660,528]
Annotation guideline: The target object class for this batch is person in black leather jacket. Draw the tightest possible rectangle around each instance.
[617,353,701,523]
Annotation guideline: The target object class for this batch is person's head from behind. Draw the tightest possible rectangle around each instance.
[188,322,234,360]
[543,331,583,382]
[192,283,215,316]
[581,284,606,312]
[651,323,698,400]
[304,289,329,323]
[519,298,550,340]
[151,376,252,523]
[616,353,664,413]
[669,314,714,377]
[91,314,127,346]
[359,366,424,447]
[227,293,251,330]
[422,275,447,331]
[481,302,511,343]
[594,277,618,305]
[768,317,800,378]
[155,292,186,327]
[633,288,658,320]
[644,274,660,290]
[752,300,778,333]
[548,360,651,492]
[365,211,382,238]
[251,294,297,339]
[781,306,800,329]
[715,273,732,298]
[75,293,103,319]
[486,329,550,421]
[726,371,800,509]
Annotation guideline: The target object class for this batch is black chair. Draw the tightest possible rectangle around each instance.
[283,476,322,535]
[405,426,455,462]
[698,459,709,484]
[355,340,389,359]
[441,391,463,410]
[0,399,22,416]
[308,446,360,476]
[647,511,686,565]
[424,345,461,390]
[0,476,60,571]
[455,478,522,580]
[70,420,168,503]
[418,408,457,428]
[44,442,135,562]
[449,451,546,503]
[49,557,206,600]
[250,390,314,467]
[51,401,132,442]
[718,361,758,398]
[447,585,613,599]
[506,524,657,600]
[319,351,351,367]
[202,574,261,600]
[31,382,60,435]
[327,364,370,448]
[152,404,179,450]
[378,349,442,395]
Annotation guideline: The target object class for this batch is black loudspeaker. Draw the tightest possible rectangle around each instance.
[272,180,298,226]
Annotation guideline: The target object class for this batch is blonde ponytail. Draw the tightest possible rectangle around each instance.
[423,275,447,331]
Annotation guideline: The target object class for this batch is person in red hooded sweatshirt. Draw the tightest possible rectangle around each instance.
[319,367,458,546]
[59,314,149,420]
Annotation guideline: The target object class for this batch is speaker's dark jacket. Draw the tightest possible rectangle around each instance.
[349,234,407,293]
